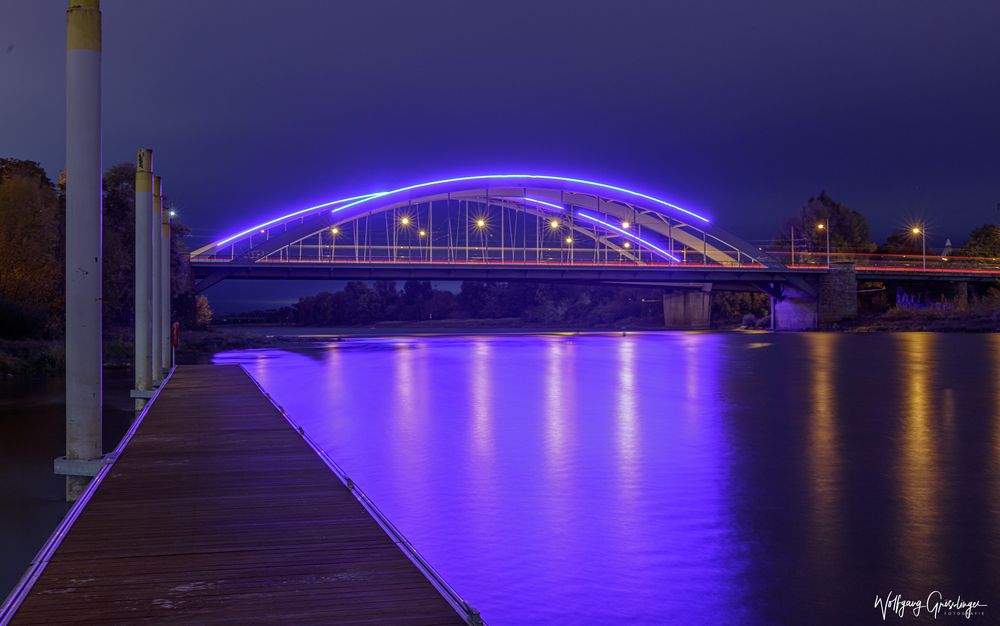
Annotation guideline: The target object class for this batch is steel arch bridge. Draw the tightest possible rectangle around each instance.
[190,174,795,292]
[189,172,1000,295]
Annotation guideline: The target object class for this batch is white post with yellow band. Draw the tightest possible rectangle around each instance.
[151,175,163,384]
[161,203,172,371]
[134,148,154,408]
[62,0,103,501]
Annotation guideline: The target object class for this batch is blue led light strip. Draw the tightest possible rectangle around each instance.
[205,174,709,253]
[576,210,681,262]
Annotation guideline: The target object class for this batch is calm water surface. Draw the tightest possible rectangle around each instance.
[0,370,132,599]
[215,332,1000,625]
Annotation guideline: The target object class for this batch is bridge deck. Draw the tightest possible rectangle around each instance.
[7,365,465,625]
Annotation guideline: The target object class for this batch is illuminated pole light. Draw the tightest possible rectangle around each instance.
[331,227,339,235]
[623,241,631,248]
[817,220,830,267]
[550,219,560,229]
[621,221,630,229]
[912,226,926,270]
[400,216,410,226]
[565,236,573,244]
[476,218,486,228]
[419,229,426,237]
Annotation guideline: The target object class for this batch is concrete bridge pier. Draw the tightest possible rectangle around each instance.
[662,284,712,329]
[951,281,969,310]
[771,263,857,331]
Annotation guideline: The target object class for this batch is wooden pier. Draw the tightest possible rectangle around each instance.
[3,365,468,625]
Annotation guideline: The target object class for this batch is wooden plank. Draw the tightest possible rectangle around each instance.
[9,365,466,625]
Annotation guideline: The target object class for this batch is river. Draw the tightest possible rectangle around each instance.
[4,332,999,624]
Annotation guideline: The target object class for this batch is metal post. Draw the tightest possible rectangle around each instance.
[922,231,926,270]
[133,148,153,410]
[160,205,171,373]
[790,224,795,266]
[151,175,162,384]
[826,219,831,267]
[62,0,103,501]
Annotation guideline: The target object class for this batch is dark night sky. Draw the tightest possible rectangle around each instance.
[2,1,999,310]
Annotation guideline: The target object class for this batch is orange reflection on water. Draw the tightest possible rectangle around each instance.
[897,332,941,587]
[806,333,841,564]
[991,335,1000,562]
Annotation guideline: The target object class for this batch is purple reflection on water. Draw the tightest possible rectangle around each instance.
[216,334,746,624]
[214,332,1000,625]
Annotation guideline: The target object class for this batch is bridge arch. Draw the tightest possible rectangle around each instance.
[191,174,781,275]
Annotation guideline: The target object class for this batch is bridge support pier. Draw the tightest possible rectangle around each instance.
[662,284,712,329]
[772,263,857,331]
[952,281,969,310]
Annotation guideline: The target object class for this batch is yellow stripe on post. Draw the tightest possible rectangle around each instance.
[136,148,153,192]
[67,0,101,52]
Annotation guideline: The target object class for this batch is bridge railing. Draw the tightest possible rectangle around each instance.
[766,250,1000,274]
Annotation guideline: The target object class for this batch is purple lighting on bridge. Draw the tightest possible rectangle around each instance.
[576,210,681,262]
[212,192,383,248]
[331,175,711,223]
[520,197,566,212]
[203,174,711,255]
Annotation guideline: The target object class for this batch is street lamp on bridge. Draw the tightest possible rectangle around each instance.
[911,226,926,270]
[816,220,830,267]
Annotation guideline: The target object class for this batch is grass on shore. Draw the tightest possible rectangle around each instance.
[845,305,1000,332]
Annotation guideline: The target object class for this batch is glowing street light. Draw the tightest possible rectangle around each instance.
[623,241,631,248]
[168,210,176,218]
[419,229,426,237]
[550,219,560,229]
[565,236,573,244]
[817,220,830,267]
[911,225,926,270]
[476,218,486,228]
[331,227,339,235]
[621,221,630,229]
[400,216,410,226]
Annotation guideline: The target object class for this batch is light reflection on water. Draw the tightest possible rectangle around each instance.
[215,332,1000,625]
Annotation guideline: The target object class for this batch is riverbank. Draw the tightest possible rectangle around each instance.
[0,330,303,378]
[213,317,667,338]
[841,306,1000,332]
[3,310,998,377]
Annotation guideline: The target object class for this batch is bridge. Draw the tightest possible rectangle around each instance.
[190,174,1000,330]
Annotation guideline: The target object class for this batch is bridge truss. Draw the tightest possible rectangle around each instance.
[191,175,780,283]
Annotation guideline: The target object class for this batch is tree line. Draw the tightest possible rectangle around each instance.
[224,281,671,328]
[777,190,1000,257]
[0,158,209,340]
